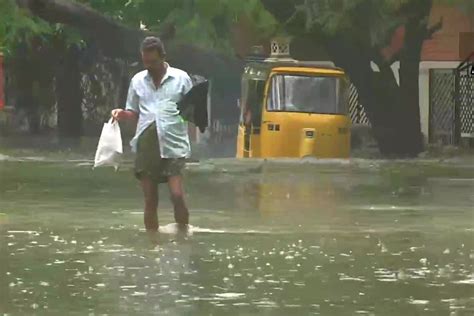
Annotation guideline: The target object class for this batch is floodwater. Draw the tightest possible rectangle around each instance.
[0,157,473,315]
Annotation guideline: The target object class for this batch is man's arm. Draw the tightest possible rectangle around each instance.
[111,78,139,121]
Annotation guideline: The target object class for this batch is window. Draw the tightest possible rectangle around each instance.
[267,74,348,114]
[239,78,249,124]
[240,78,266,127]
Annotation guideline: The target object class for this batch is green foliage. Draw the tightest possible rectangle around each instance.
[54,25,87,49]
[291,0,406,49]
[0,0,54,55]
[0,0,91,57]
[2,0,470,59]
[82,0,278,54]
[288,0,473,50]
[1,0,277,58]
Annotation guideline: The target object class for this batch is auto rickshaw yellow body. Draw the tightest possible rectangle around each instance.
[236,59,351,159]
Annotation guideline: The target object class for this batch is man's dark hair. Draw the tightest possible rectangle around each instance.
[141,36,166,57]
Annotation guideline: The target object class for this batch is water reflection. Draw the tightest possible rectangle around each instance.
[0,213,10,314]
[0,159,473,314]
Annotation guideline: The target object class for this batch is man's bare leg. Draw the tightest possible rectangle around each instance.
[168,175,189,226]
[141,177,159,231]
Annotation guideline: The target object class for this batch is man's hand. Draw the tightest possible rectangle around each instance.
[111,109,138,121]
[111,108,125,121]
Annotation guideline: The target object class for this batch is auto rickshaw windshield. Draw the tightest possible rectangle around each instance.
[267,74,348,114]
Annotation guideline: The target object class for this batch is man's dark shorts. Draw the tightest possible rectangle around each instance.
[135,122,185,183]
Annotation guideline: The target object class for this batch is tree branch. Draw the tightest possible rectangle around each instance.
[261,0,299,25]
[425,17,443,40]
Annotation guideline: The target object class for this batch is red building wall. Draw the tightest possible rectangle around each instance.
[422,5,474,61]
[382,5,474,62]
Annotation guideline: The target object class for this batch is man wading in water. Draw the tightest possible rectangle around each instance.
[111,37,193,231]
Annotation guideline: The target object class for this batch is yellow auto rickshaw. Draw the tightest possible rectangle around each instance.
[236,39,351,159]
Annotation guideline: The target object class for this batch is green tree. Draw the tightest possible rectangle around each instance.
[0,0,54,54]
[83,0,276,54]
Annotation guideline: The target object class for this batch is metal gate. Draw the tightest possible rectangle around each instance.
[455,54,474,141]
[349,83,371,126]
[429,69,456,145]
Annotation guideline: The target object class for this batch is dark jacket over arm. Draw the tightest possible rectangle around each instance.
[177,74,209,133]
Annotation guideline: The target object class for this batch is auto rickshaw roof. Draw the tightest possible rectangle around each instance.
[244,59,344,79]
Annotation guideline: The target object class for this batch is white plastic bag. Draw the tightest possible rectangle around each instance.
[94,118,123,170]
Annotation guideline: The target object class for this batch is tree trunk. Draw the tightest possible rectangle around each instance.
[56,46,83,142]
[397,59,423,156]
[11,43,41,134]
[370,65,422,157]
[394,34,428,156]
[389,0,435,156]
[325,34,424,157]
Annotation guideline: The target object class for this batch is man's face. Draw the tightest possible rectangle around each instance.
[141,49,163,72]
